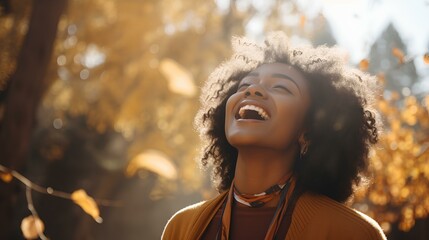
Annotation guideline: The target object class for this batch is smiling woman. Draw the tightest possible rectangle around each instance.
[162,32,387,240]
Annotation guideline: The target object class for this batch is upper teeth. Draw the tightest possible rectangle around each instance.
[238,104,270,120]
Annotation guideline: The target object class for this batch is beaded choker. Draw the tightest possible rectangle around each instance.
[233,181,288,208]
[216,174,296,240]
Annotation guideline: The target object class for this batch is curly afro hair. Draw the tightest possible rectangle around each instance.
[195,32,382,203]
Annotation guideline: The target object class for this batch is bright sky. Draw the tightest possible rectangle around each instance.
[216,0,429,83]
[301,0,429,63]
[301,0,429,88]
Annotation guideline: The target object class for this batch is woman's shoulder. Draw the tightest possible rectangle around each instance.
[161,191,228,239]
[292,192,387,240]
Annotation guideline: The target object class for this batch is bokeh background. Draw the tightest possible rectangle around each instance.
[0,0,428,239]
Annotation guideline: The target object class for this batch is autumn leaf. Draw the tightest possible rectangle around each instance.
[21,215,45,240]
[423,53,429,64]
[125,149,178,180]
[391,91,400,101]
[71,189,103,223]
[392,48,405,64]
[159,58,197,97]
[359,59,369,71]
[376,72,385,85]
[0,172,13,183]
[299,15,306,29]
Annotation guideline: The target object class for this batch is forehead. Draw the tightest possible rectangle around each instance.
[246,62,306,81]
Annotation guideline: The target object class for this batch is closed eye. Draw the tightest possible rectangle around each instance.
[237,83,250,91]
[274,85,292,94]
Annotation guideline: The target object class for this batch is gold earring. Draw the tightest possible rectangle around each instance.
[300,141,308,158]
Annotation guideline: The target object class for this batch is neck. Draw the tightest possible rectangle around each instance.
[233,146,296,196]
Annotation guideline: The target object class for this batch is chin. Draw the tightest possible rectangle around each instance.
[226,133,266,148]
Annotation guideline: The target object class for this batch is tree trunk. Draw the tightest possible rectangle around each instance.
[0,0,68,238]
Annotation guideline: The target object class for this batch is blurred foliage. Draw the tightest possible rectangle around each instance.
[0,0,31,90]
[0,0,429,238]
[40,0,233,195]
[354,91,429,232]
[353,24,429,233]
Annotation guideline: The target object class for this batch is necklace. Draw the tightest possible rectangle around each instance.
[233,181,288,208]
[216,175,296,240]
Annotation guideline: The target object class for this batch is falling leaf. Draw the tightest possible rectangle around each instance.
[359,59,369,71]
[392,48,405,64]
[391,91,400,101]
[159,58,197,97]
[125,149,178,180]
[0,172,13,183]
[21,215,45,240]
[376,72,385,85]
[71,189,103,223]
[299,15,306,29]
[423,53,429,64]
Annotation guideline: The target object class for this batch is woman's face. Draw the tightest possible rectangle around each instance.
[225,62,311,152]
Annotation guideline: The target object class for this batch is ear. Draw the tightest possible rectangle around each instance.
[298,130,310,158]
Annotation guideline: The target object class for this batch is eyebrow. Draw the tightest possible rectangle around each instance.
[246,72,301,95]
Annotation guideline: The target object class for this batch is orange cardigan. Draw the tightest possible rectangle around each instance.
[162,191,387,240]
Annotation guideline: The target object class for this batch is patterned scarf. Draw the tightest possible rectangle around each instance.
[216,174,296,240]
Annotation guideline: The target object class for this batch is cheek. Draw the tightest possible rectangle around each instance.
[275,101,306,140]
[225,93,240,122]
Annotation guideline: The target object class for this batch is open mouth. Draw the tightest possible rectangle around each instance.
[235,104,270,121]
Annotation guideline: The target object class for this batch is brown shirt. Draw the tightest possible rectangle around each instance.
[201,201,278,239]
[162,191,387,240]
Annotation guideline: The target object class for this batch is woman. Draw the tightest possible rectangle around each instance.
[162,32,387,240]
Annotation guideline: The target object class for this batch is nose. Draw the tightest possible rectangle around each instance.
[244,84,267,99]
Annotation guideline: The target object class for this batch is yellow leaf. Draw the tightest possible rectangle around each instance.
[359,59,369,71]
[376,72,385,85]
[299,15,306,29]
[377,99,390,114]
[0,172,13,183]
[21,215,45,240]
[390,119,401,131]
[380,222,391,233]
[392,48,405,64]
[159,58,197,97]
[71,189,103,223]
[125,149,178,180]
[391,91,400,101]
[424,53,429,64]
